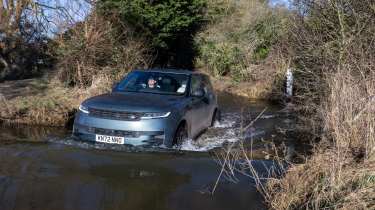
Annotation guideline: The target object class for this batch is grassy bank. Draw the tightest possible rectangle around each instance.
[1,10,150,126]
[262,1,375,209]
[0,76,111,126]
[265,70,375,209]
[195,0,290,99]
[207,0,375,209]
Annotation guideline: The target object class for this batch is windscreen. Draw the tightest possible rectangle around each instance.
[116,71,190,95]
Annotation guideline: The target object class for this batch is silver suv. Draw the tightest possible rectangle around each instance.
[73,69,220,148]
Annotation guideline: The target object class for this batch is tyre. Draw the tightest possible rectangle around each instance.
[173,123,188,147]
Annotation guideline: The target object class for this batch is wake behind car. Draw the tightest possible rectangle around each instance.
[73,69,220,148]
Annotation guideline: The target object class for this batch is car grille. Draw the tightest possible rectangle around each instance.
[90,127,139,137]
[89,108,142,121]
[76,125,164,138]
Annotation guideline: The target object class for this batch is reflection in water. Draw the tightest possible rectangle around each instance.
[0,124,68,144]
[0,144,268,210]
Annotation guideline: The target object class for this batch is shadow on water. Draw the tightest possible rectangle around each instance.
[0,91,307,210]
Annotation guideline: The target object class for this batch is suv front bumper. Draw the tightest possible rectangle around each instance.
[73,112,178,147]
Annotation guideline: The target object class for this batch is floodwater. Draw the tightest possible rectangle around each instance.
[0,92,298,210]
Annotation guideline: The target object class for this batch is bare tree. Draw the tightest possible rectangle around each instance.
[0,0,92,80]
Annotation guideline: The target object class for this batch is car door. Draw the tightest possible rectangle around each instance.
[188,75,207,138]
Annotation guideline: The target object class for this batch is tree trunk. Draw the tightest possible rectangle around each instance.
[0,55,10,79]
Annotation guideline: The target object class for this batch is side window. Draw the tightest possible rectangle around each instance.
[202,75,213,94]
[190,75,203,94]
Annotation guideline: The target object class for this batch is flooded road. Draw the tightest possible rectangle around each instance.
[0,92,298,210]
[0,143,271,210]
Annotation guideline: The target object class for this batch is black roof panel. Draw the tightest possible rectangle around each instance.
[133,68,198,75]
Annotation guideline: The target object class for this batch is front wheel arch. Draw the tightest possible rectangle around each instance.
[172,120,188,146]
[210,108,221,127]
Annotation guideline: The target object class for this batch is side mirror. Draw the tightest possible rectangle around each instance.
[192,89,205,98]
[112,82,119,92]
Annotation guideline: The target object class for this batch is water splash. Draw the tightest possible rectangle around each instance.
[179,114,239,151]
[180,130,239,152]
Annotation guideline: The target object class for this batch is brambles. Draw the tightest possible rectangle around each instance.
[264,0,375,209]
[195,0,288,83]
[56,12,151,87]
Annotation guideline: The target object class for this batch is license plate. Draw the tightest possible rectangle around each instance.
[95,134,125,144]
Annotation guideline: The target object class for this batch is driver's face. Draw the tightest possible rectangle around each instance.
[148,78,156,88]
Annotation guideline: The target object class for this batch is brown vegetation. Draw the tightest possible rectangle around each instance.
[0,0,48,79]
[0,76,111,126]
[0,0,83,80]
[195,0,290,99]
[266,69,375,209]
[0,8,152,126]
[56,12,152,87]
[214,1,375,209]
[264,0,375,209]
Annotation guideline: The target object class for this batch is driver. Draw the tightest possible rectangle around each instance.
[147,77,160,89]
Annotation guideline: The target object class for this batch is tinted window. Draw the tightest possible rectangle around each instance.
[116,71,189,95]
[190,75,203,94]
[202,75,213,93]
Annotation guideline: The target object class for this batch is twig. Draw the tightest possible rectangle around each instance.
[211,107,268,194]
[211,143,234,194]
[243,107,268,131]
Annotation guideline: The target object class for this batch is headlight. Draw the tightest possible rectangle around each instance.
[79,104,89,114]
[141,112,171,119]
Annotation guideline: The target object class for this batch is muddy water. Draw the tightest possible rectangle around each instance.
[182,92,297,154]
[0,92,296,210]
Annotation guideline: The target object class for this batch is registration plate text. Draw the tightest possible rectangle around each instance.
[95,135,125,144]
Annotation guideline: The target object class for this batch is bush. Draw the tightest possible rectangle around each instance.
[56,12,152,87]
[0,1,68,81]
[198,41,244,77]
[195,0,288,82]
[98,0,206,67]
[252,15,283,61]
[0,36,53,80]
[282,0,375,127]
[265,0,375,209]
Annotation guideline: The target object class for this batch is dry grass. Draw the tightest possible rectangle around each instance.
[213,69,375,209]
[196,0,290,99]
[212,1,375,208]
[56,11,151,87]
[210,77,277,100]
[0,9,152,126]
[208,53,289,100]
[275,69,374,209]
[259,1,375,209]
[267,150,375,209]
[0,75,112,126]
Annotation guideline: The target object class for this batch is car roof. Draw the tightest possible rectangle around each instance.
[133,68,201,75]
